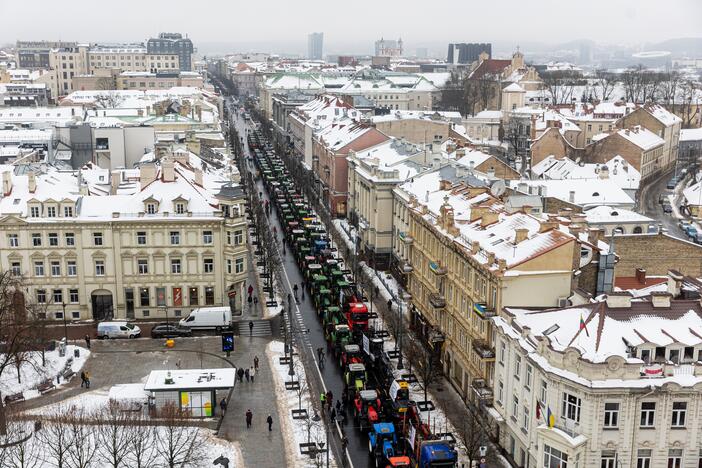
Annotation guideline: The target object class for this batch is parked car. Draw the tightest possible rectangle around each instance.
[659,192,671,205]
[150,323,193,339]
[97,321,141,339]
[667,178,678,189]
[647,224,659,233]
[179,307,232,332]
[685,225,698,238]
[663,204,673,214]
[679,220,691,230]
[695,233,702,245]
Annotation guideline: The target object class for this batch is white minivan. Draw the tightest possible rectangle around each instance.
[97,321,141,339]
[179,307,232,332]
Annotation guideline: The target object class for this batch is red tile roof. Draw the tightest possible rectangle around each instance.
[469,59,511,79]
[614,276,667,290]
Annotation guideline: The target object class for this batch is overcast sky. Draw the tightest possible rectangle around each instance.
[1,0,700,55]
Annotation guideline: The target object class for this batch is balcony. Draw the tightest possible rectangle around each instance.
[473,302,496,319]
[472,340,496,360]
[471,379,494,404]
[429,292,446,309]
[429,261,448,276]
[399,232,413,244]
[401,260,414,273]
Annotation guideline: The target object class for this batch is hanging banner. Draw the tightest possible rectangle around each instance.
[173,287,182,306]
[362,334,370,356]
[389,380,400,400]
[408,423,416,449]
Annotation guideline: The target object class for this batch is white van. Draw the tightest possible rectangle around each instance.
[179,307,232,332]
[97,321,141,339]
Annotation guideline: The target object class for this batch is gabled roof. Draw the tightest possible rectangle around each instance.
[469,59,511,80]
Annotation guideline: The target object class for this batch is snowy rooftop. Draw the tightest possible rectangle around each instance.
[316,118,376,151]
[617,125,664,151]
[532,155,640,190]
[584,205,652,224]
[371,110,461,124]
[644,103,682,127]
[351,139,423,182]
[144,368,236,391]
[509,179,634,208]
[681,128,702,142]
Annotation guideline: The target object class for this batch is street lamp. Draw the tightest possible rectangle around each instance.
[61,302,68,343]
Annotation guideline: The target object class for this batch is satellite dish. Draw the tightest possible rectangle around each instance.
[490,180,506,197]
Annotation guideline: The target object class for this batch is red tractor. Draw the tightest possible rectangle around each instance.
[353,389,383,432]
[340,344,363,368]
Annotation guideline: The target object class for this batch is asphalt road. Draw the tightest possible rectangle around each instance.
[232,108,375,468]
[639,168,688,240]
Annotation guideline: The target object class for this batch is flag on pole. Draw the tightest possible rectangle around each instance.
[579,314,589,337]
[546,406,555,428]
[536,401,542,420]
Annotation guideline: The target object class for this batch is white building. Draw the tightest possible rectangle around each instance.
[494,275,702,468]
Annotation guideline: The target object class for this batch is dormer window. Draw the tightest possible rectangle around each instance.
[146,203,156,214]
[175,203,185,214]
[64,206,74,217]
[30,206,40,217]
[47,206,56,217]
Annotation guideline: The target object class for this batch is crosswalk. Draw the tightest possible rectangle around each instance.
[234,319,272,337]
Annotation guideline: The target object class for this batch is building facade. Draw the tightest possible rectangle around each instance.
[447,43,492,65]
[308,32,324,60]
[147,33,194,71]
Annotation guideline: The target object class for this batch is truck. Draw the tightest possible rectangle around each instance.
[179,307,232,332]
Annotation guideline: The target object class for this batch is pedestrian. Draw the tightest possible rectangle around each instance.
[336,399,341,413]
[85,371,91,389]
[248,295,253,308]
[387,299,393,311]
[340,407,347,426]
[250,366,255,383]
[237,367,245,382]
[293,283,298,299]
[254,356,259,370]
[253,296,258,308]
[80,371,86,388]
[320,391,326,411]
[301,288,305,301]
[266,414,273,431]
[245,409,253,429]
[245,368,250,382]
[220,398,227,415]
[248,284,254,297]
[341,436,349,453]
[282,243,286,255]
[375,286,380,298]
[249,321,254,336]
[342,388,348,406]
[84,334,91,349]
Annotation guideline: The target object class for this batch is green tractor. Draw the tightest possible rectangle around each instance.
[345,362,367,398]
[331,324,352,356]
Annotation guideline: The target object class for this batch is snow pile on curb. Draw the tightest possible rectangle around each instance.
[266,340,337,468]
[0,345,90,401]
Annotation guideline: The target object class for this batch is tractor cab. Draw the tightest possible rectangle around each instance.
[313,239,329,255]
[340,344,362,367]
[314,286,332,310]
[323,306,343,326]
[386,457,411,467]
[331,324,352,355]
[353,389,382,431]
[302,257,319,275]
[369,423,399,466]
[345,362,367,395]
[387,380,411,419]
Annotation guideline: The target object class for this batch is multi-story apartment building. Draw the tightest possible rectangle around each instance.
[16,41,78,69]
[494,276,702,468]
[48,45,90,96]
[308,33,324,60]
[117,71,203,91]
[617,104,682,171]
[584,126,665,180]
[0,157,247,322]
[88,45,179,73]
[147,33,194,71]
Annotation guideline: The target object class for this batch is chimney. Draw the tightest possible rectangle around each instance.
[471,240,480,254]
[481,211,499,227]
[139,163,157,186]
[599,166,609,179]
[568,190,575,203]
[79,182,89,196]
[514,228,529,244]
[487,251,496,265]
[539,220,558,233]
[650,292,672,308]
[110,170,120,195]
[635,268,646,284]
[605,292,632,308]
[439,179,452,191]
[667,269,683,297]
[588,227,603,246]
[162,159,175,182]
[558,207,573,217]
[28,171,36,193]
[470,205,488,223]
[2,171,12,195]
[194,167,204,187]
[498,258,507,271]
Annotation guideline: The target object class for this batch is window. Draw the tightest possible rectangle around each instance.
[514,354,522,380]
[522,405,529,431]
[137,259,148,275]
[205,287,215,305]
[48,233,58,246]
[71,311,80,319]
[540,380,548,404]
[30,206,40,217]
[671,401,687,427]
[499,341,506,365]
[34,261,44,277]
[55,310,64,319]
[140,287,150,307]
[93,232,103,246]
[32,233,41,246]
[640,402,655,427]
[95,260,105,276]
[189,287,198,305]
[512,395,519,418]
[36,289,46,303]
[171,259,181,274]
[10,262,21,276]
[50,261,61,276]
[53,289,63,303]
[175,203,185,214]
[203,230,213,244]
[65,233,75,246]
[170,231,180,245]
[562,392,581,423]
[636,449,652,468]
[235,257,244,274]
[226,259,232,274]
[136,231,147,245]
[95,137,109,150]
[67,261,77,276]
[497,380,504,405]
[669,349,680,364]
[8,234,18,247]
[668,449,682,468]
[234,230,243,245]
[69,289,79,303]
[146,203,156,214]
[604,402,619,428]
[525,364,533,389]
[47,206,56,217]
[203,258,214,273]
[601,452,616,468]
[64,206,73,217]
[226,231,231,245]
[543,444,568,468]
[125,289,134,318]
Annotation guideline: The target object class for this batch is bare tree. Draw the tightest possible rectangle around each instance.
[678,80,701,128]
[540,70,584,105]
[292,360,309,413]
[94,402,134,468]
[95,77,116,91]
[126,413,158,468]
[591,69,617,102]
[94,92,124,109]
[1,420,42,468]
[66,406,99,468]
[658,71,681,107]
[37,407,74,468]
[403,337,440,404]
[155,403,204,468]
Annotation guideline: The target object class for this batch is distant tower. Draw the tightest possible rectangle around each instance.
[398,38,403,56]
[308,32,324,60]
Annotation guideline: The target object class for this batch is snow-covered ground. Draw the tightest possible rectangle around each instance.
[0,345,90,401]
[267,340,338,468]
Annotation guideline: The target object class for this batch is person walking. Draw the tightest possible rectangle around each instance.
[329,407,336,423]
[237,367,245,383]
[84,335,91,349]
[80,371,87,388]
[387,299,393,311]
[248,321,254,336]
[339,407,347,426]
[341,435,349,453]
[266,414,273,431]
[244,368,250,382]
[320,392,326,411]
[84,371,91,389]
[335,399,342,413]
[293,283,298,300]
[245,409,253,429]
[250,366,256,383]
[248,284,254,297]
[254,356,259,370]
[301,288,305,302]
[220,398,227,415]
[253,296,258,309]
